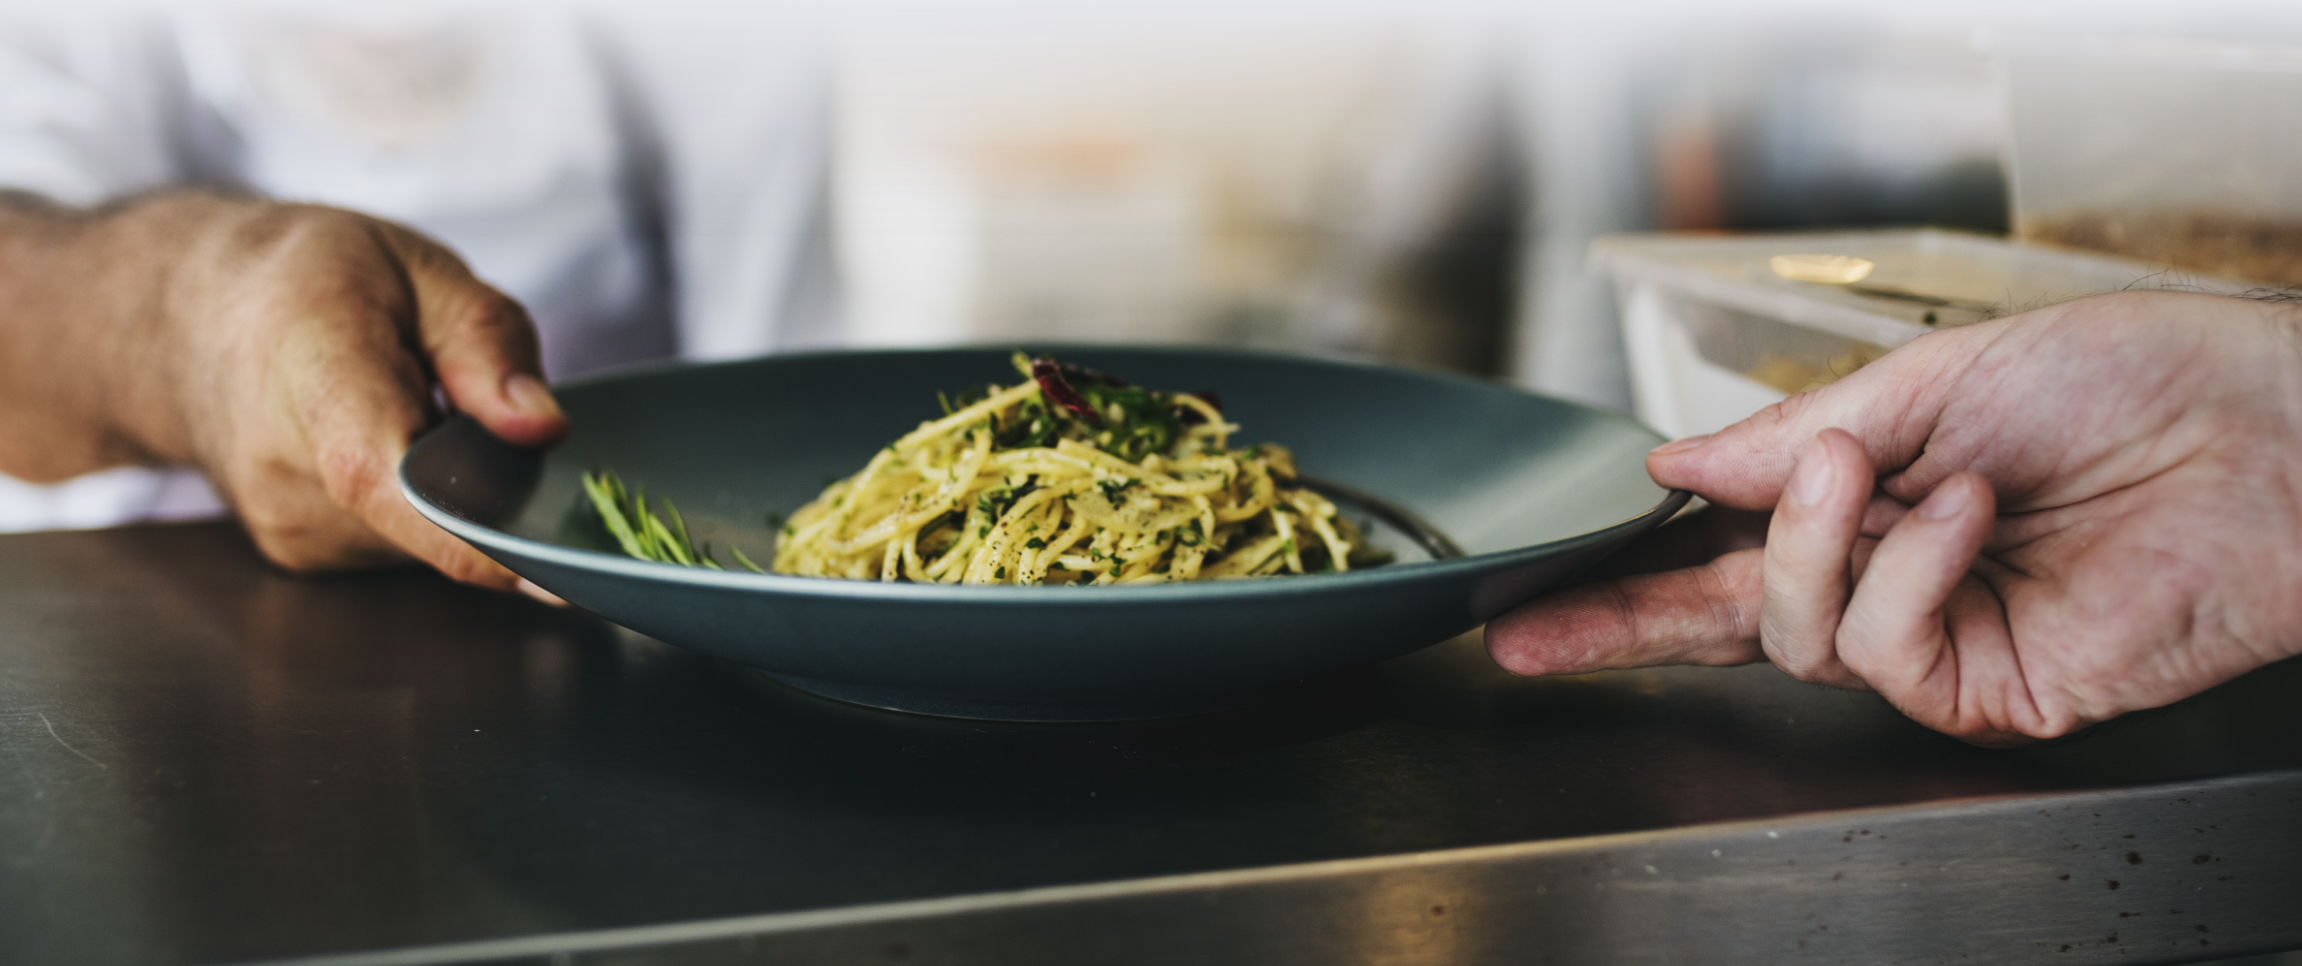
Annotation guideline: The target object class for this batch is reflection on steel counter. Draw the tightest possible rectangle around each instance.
[1,522,2297,964]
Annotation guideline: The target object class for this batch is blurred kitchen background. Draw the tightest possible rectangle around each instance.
[815,0,2302,415]
[16,0,2302,416]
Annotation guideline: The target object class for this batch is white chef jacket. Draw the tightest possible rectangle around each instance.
[0,4,836,532]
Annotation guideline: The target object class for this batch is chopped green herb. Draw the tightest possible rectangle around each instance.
[581,470,770,574]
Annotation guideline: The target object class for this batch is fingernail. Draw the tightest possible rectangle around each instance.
[1788,447,1835,506]
[504,373,562,420]
[516,578,568,606]
[1919,479,1972,520]
[1650,434,1711,456]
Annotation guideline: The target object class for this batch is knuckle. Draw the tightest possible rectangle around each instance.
[279,202,350,229]
[1587,581,1652,665]
[424,282,541,376]
[1750,392,1813,433]
[386,222,468,269]
[207,204,392,291]
[473,288,525,322]
[456,291,539,354]
[240,203,349,246]
[217,206,301,256]
[1698,561,1757,645]
[456,286,532,335]
[282,202,386,239]
[315,443,390,511]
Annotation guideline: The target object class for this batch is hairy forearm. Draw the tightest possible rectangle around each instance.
[0,189,130,481]
[0,188,238,482]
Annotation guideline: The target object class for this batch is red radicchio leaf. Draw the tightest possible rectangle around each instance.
[1031,357,1101,425]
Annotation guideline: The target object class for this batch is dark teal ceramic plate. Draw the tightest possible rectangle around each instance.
[400,347,1686,720]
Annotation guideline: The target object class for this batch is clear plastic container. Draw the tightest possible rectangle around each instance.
[1999,35,2302,287]
[1590,229,2253,439]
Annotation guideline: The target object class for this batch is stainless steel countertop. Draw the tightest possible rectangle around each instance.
[2,523,2297,965]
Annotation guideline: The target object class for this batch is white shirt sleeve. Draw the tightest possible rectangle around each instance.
[0,10,179,204]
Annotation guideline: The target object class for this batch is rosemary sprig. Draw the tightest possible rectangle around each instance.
[581,470,765,573]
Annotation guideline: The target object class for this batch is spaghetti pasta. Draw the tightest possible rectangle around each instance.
[768,353,1373,585]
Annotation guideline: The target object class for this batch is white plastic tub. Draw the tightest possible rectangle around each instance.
[1590,229,2255,439]
[1999,35,2302,287]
